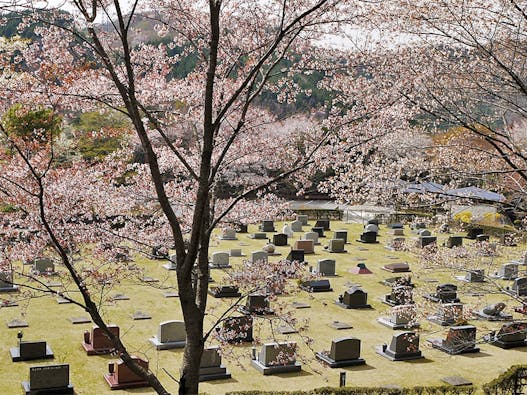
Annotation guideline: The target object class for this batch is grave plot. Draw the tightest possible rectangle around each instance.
[2,221,527,395]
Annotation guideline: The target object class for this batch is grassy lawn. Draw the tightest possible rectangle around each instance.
[1,221,525,394]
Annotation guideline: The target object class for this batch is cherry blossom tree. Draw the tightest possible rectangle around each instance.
[0,1,382,393]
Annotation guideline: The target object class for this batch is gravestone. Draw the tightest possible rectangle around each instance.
[316,337,365,367]
[286,249,305,263]
[466,227,484,239]
[263,242,279,255]
[198,346,231,381]
[486,322,527,348]
[512,277,527,297]
[0,270,18,292]
[32,258,55,275]
[388,223,404,229]
[357,231,378,244]
[333,230,348,243]
[250,250,268,264]
[240,294,272,315]
[416,232,437,248]
[392,228,405,236]
[219,315,253,343]
[312,227,325,238]
[429,325,480,354]
[378,304,419,329]
[69,316,91,324]
[210,252,231,269]
[149,320,186,350]
[273,233,288,246]
[336,286,371,309]
[236,223,248,233]
[208,285,241,298]
[251,342,301,375]
[11,340,54,362]
[22,364,73,395]
[259,220,275,232]
[282,223,293,238]
[296,214,309,225]
[465,269,485,283]
[249,232,267,239]
[349,263,372,274]
[300,279,332,292]
[315,219,330,230]
[290,220,303,232]
[7,318,29,328]
[445,236,463,248]
[475,302,512,321]
[382,262,410,273]
[364,223,379,234]
[329,321,353,330]
[104,356,150,389]
[476,234,490,242]
[230,248,244,257]
[82,325,120,355]
[219,227,237,240]
[304,231,320,245]
[163,253,177,271]
[376,332,423,361]
[496,263,519,280]
[328,238,347,252]
[294,239,315,254]
[316,259,336,276]
[411,222,426,231]
[131,311,151,320]
[424,283,460,303]
[383,285,413,306]
[428,303,464,326]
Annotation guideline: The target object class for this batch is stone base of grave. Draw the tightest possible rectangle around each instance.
[328,249,348,253]
[375,345,423,361]
[250,359,302,375]
[335,301,371,309]
[22,382,74,395]
[381,297,411,307]
[315,352,365,368]
[104,373,150,390]
[382,265,410,273]
[427,339,480,355]
[248,233,267,239]
[208,288,241,298]
[299,284,333,293]
[218,236,237,241]
[423,295,460,303]
[427,316,457,326]
[0,285,18,292]
[377,317,420,330]
[198,366,231,382]
[82,342,114,356]
[356,240,379,244]
[149,336,186,351]
[237,306,274,315]
[266,252,281,256]
[11,345,54,362]
[209,264,232,269]
[162,263,177,271]
[474,311,513,321]
[487,338,527,349]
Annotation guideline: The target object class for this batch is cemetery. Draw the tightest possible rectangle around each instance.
[2,219,527,394]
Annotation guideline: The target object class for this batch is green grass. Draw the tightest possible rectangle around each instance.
[1,221,525,394]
